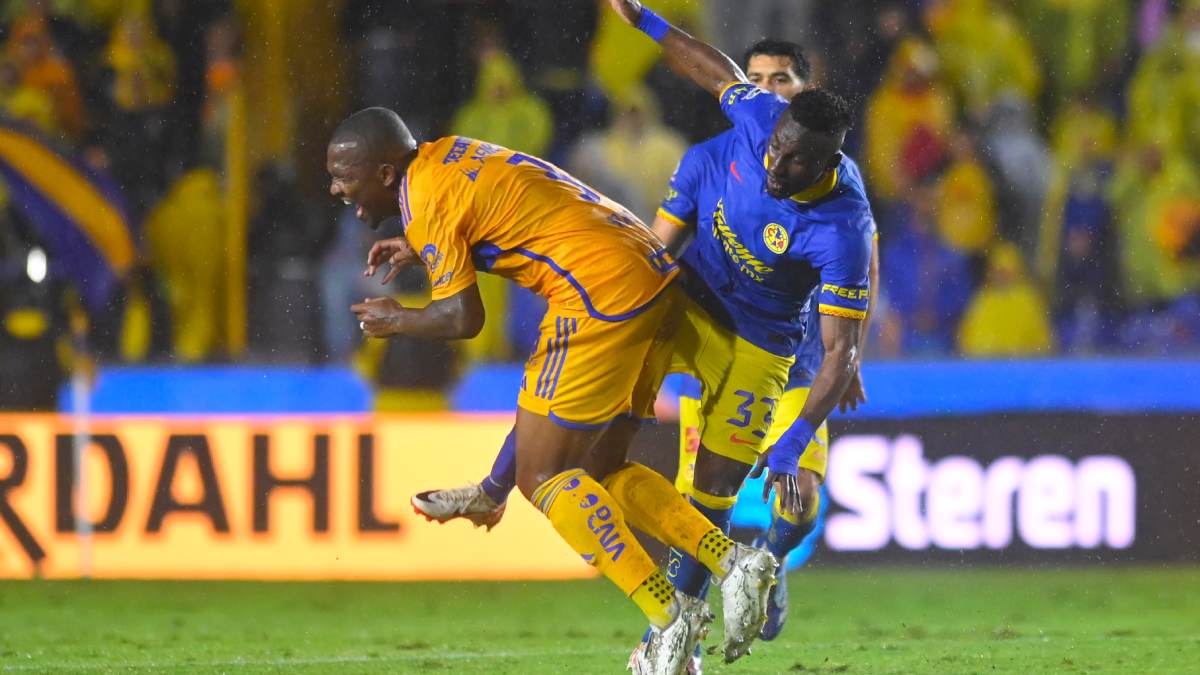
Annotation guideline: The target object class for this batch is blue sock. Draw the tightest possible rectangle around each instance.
[666,497,733,600]
[480,429,516,505]
[764,511,817,562]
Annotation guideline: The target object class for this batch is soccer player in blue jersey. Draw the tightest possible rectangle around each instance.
[652,40,880,654]
[412,2,876,668]
[608,11,876,660]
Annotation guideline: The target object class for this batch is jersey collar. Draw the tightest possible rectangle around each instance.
[397,173,413,232]
[762,153,840,204]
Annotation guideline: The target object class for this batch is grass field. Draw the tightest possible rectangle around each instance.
[2,567,1197,674]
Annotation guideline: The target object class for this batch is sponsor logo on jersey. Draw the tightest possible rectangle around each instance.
[712,198,773,282]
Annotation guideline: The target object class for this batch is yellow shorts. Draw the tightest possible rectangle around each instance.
[517,286,681,428]
[676,386,830,493]
[665,297,793,467]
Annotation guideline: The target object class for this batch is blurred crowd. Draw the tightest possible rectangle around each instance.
[2,0,1199,407]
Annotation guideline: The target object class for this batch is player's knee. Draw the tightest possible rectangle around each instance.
[584,416,639,480]
[515,463,562,501]
[691,470,739,498]
[512,408,606,499]
[583,451,624,482]
[693,445,752,498]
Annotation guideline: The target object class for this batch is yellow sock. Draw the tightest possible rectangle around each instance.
[674,394,703,495]
[632,570,678,628]
[532,469,676,627]
[602,462,738,577]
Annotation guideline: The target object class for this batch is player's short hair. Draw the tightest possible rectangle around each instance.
[331,107,417,161]
[743,39,811,82]
[787,88,853,135]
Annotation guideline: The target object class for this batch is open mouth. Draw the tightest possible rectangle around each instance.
[344,198,365,221]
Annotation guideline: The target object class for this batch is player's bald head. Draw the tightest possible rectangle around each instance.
[329,107,417,164]
[327,107,417,230]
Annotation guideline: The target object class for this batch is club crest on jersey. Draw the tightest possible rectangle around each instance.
[763,223,789,254]
[420,244,443,270]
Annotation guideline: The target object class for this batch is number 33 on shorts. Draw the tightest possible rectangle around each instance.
[723,390,776,454]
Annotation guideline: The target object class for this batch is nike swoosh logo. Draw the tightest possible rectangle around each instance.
[728,434,759,446]
[730,161,742,183]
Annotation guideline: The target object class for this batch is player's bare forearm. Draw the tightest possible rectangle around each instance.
[352,285,485,340]
[834,240,879,412]
[377,304,480,340]
[651,213,694,257]
[799,314,862,427]
[860,240,880,357]
[608,0,745,98]
[659,28,746,98]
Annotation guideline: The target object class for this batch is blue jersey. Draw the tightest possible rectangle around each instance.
[661,82,875,361]
[658,132,733,234]
[661,131,823,390]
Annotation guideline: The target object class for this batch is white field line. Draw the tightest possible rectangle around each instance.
[0,646,622,671]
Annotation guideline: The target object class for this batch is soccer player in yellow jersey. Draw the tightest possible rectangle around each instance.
[329,107,775,674]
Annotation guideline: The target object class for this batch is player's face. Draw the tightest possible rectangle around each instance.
[746,55,807,100]
[326,140,400,229]
[765,120,843,199]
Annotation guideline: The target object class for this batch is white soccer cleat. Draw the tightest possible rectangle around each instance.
[628,642,650,675]
[628,594,711,675]
[718,543,778,663]
[411,483,506,531]
[629,635,704,675]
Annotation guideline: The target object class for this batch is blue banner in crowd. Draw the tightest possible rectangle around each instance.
[0,117,136,314]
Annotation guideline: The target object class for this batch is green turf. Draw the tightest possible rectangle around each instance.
[1,567,1197,674]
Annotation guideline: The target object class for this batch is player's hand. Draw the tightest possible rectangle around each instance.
[351,297,404,338]
[608,0,644,26]
[749,451,802,516]
[364,237,419,284]
[838,366,867,413]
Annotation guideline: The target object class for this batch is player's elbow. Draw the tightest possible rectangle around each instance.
[458,313,484,340]
[448,307,485,340]
[825,343,858,376]
[437,288,485,340]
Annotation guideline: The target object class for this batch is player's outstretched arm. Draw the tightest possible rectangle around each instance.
[608,0,746,98]
[352,283,485,340]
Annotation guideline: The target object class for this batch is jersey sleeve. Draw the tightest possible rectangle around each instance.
[658,146,705,228]
[403,174,478,301]
[719,82,788,143]
[809,213,876,320]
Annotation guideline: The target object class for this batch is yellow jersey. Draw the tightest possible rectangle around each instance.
[399,136,678,320]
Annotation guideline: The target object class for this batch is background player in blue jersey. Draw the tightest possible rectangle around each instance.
[651,39,880,648]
